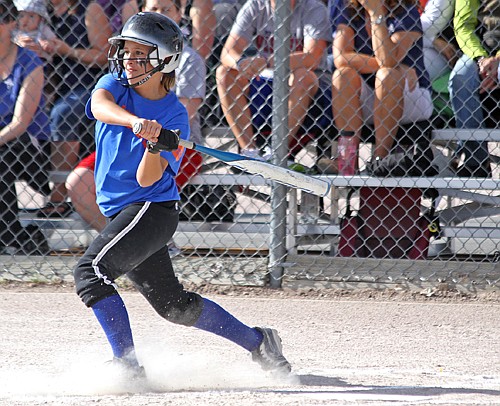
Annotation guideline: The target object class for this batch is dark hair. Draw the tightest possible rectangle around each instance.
[0,0,18,22]
[143,0,182,12]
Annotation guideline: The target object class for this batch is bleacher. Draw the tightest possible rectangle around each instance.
[18,126,500,258]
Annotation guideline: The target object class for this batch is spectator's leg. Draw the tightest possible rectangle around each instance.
[448,54,490,174]
[372,67,404,159]
[332,67,363,139]
[216,65,255,150]
[315,67,364,174]
[288,68,318,147]
[50,140,80,202]
[66,167,106,232]
[43,89,91,216]
[0,147,23,247]
[0,140,49,253]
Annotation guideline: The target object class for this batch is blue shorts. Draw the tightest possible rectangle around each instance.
[248,76,333,135]
[50,87,93,142]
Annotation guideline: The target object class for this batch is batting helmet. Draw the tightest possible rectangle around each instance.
[108,12,183,86]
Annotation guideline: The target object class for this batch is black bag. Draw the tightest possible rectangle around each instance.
[178,184,237,222]
[367,143,438,177]
[338,187,439,260]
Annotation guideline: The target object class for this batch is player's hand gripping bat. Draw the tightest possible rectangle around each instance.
[133,124,331,197]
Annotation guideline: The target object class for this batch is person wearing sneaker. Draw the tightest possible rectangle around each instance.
[0,0,51,255]
[74,12,291,379]
[328,0,434,174]
[216,0,332,161]
[448,0,500,178]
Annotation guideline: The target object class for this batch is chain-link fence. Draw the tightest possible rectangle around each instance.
[1,0,499,291]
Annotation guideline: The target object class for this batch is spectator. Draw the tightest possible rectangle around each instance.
[93,0,139,34]
[324,0,433,174]
[213,0,244,41]
[66,0,206,239]
[180,0,216,60]
[420,0,457,82]
[216,0,331,160]
[13,0,55,168]
[22,0,112,217]
[12,0,56,62]
[447,0,500,177]
[0,0,51,254]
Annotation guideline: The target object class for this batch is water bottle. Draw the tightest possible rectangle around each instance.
[338,130,357,175]
[301,191,320,224]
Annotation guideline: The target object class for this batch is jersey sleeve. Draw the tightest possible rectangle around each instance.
[86,74,126,119]
[176,47,206,100]
[303,1,332,42]
[230,1,257,43]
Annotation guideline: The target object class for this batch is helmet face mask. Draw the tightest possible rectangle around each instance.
[107,12,183,87]
[108,39,163,87]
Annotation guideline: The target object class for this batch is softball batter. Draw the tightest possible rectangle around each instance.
[73,12,290,378]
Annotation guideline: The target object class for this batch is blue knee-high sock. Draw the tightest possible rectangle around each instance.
[193,298,263,351]
[92,294,136,360]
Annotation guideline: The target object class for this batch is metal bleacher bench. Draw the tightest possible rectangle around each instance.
[21,127,500,253]
[190,127,500,251]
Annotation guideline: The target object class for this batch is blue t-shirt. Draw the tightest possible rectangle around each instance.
[0,46,50,140]
[85,73,190,217]
[337,4,430,89]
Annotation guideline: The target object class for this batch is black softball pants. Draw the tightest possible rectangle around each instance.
[74,200,203,326]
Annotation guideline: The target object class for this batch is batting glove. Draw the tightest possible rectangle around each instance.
[147,129,181,154]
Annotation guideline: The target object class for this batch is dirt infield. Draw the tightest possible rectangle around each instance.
[0,285,499,405]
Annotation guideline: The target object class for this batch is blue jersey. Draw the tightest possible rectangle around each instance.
[85,73,190,217]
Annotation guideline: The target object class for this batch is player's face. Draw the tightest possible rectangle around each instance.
[143,0,181,24]
[18,11,42,32]
[122,41,155,86]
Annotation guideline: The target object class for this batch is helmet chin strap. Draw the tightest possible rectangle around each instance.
[126,62,166,88]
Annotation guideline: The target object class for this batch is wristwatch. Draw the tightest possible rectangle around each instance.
[371,15,387,25]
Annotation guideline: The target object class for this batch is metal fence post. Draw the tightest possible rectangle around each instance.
[268,0,291,288]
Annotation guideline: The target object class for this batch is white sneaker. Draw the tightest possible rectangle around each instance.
[261,146,274,161]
